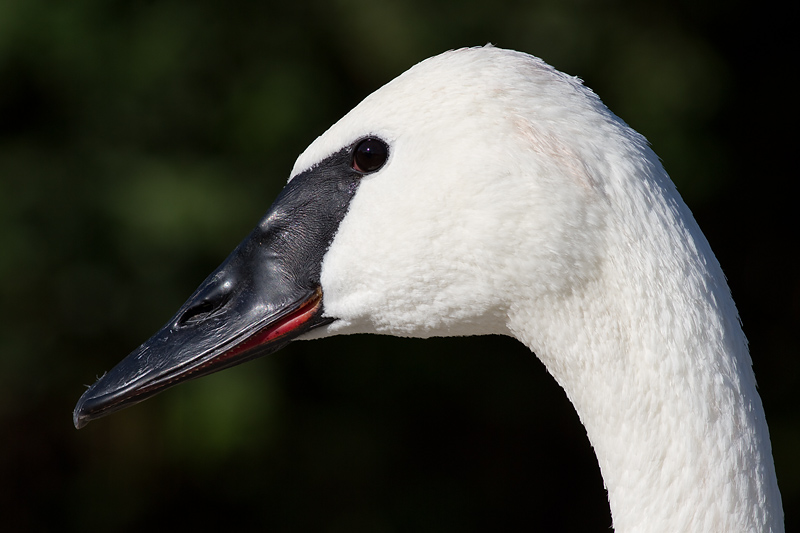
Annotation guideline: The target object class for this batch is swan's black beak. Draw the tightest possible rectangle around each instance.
[74,146,363,428]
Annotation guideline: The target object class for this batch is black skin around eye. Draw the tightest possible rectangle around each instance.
[352,138,389,173]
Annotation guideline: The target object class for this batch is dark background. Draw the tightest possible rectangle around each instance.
[1,1,796,531]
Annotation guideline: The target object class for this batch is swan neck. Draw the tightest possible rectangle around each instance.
[508,193,784,532]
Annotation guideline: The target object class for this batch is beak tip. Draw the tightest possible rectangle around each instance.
[73,384,102,429]
[73,392,91,429]
[73,405,87,429]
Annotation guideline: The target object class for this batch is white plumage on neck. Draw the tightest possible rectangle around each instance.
[293,46,783,532]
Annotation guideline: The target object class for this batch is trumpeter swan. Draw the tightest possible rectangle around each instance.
[74,46,784,532]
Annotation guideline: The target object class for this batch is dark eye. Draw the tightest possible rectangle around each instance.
[352,138,389,173]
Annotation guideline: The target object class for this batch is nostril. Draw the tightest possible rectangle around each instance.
[178,296,226,326]
[176,276,235,327]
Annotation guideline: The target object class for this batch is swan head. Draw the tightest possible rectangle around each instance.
[74,46,663,425]
[72,45,785,533]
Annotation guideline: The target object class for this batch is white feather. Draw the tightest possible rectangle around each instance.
[294,46,783,532]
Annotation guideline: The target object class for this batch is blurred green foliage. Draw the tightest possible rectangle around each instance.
[1,0,796,531]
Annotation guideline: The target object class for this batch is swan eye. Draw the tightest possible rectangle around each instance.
[352,138,388,173]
